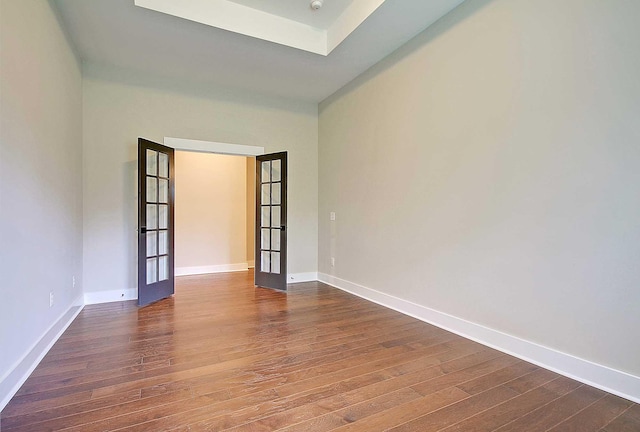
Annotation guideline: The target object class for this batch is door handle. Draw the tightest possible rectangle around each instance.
[281,225,286,231]
[140,226,147,234]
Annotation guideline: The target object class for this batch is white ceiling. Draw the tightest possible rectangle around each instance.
[132,0,386,55]
[225,0,357,29]
[53,0,466,103]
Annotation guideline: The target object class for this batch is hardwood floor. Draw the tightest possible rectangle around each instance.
[2,271,638,431]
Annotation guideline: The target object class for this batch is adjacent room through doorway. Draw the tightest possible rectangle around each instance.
[174,151,256,277]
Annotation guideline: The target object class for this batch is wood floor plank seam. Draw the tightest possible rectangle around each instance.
[3,336,470,424]
[268,354,528,432]
[11,340,443,430]
[436,379,584,432]
[223,355,540,431]
[404,367,560,431]
[15,332,412,402]
[70,343,492,430]
[545,394,640,432]
[539,394,609,432]
[492,386,608,432]
[2,271,638,432]
[603,404,640,431]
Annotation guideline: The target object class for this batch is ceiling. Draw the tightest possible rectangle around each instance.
[53,0,466,103]
[132,0,384,55]
[220,0,358,29]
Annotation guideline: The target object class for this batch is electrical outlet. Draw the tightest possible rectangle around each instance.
[73,276,76,288]
[331,257,335,267]
[49,292,54,308]
[330,212,336,221]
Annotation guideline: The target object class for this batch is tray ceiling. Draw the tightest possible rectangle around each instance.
[54,0,466,102]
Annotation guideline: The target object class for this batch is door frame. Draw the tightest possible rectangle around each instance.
[164,137,264,157]
[134,138,268,303]
[160,137,270,281]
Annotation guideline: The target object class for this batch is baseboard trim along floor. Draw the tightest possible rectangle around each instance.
[0,297,84,411]
[318,272,640,404]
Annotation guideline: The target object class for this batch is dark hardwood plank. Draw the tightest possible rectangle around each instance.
[437,376,583,431]
[602,404,640,432]
[388,384,520,432]
[173,343,488,431]
[547,393,634,432]
[494,385,606,431]
[325,387,472,432]
[1,271,638,432]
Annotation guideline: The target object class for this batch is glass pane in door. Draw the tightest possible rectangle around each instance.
[271,206,280,228]
[262,161,271,183]
[147,204,158,229]
[261,229,270,250]
[271,160,281,182]
[158,256,168,281]
[271,183,281,205]
[271,229,280,251]
[146,258,158,284]
[158,152,169,178]
[146,150,158,176]
[261,251,270,273]
[271,252,280,274]
[158,230,168,255]
[147,177,158,202]
[159,205,168,229]
[261,207,270,228]
[262,184,271,204]
[159,179,169,203]
[146,231,157,257]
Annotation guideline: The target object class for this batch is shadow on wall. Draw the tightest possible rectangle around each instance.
[321,0,494,109]
[125,157,137,290]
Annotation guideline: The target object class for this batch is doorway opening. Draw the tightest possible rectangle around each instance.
[137,137,287,305]
[173,151,256,277]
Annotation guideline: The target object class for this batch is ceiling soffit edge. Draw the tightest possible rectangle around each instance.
[133,0,386,56]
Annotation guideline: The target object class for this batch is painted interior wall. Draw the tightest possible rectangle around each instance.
[0,0,83,401]
[174,151,248,274]
[319,0,640,378]
[246,157,256,267]
[82,65,318,297]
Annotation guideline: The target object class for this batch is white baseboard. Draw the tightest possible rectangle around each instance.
[288,272,319,283]
[85,264,252,304]
[247,260,255,269]
[318,273,640,404]
[84,288,137,305]
[175,263,248,276]
[0,296,84,411]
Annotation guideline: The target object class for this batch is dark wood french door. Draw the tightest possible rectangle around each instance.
[138,138,175,306]
[255,152,287,290]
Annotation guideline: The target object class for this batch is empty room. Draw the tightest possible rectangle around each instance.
[1,0,639,430]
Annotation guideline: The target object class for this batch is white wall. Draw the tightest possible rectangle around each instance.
[174,151,248,274]
[0,0,83,405]
[82,64,318,297]
[319,0,640,382]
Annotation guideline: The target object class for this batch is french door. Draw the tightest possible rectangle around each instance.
[138,138,175,306]
[255,152,287,290]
